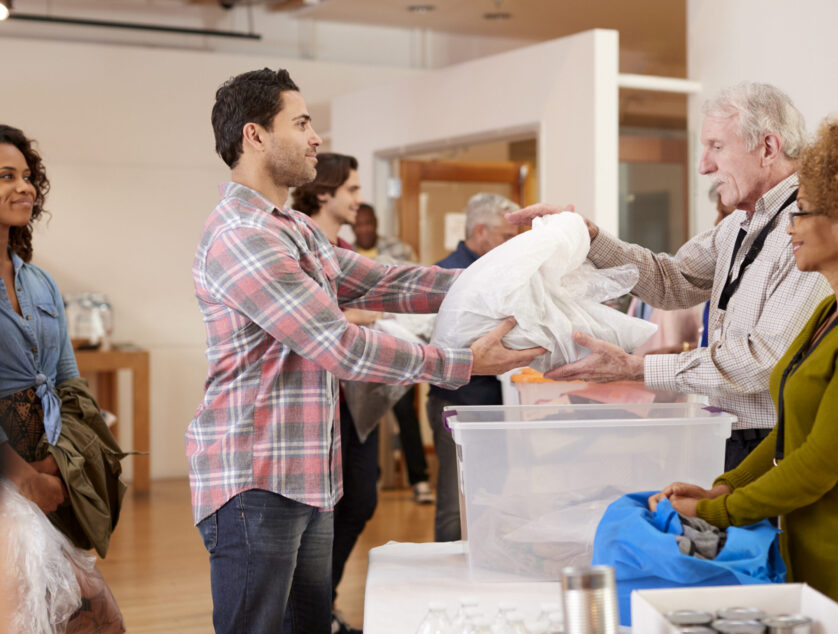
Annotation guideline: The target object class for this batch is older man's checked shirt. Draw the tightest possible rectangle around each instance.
[187,182,471,524]
[589,174,831,430]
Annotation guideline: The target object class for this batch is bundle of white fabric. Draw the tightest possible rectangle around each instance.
[431,213,656,373]
[0,478,91,633]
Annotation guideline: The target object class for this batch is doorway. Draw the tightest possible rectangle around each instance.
[398,158,532,265]
[619,133,688,253]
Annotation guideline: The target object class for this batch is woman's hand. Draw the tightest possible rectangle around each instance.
[470,317,546,376]
[648,482,731,512]
[1,443,68,513]
[30,454,61,477]
[18,471,67,513]
[669,496,700,517]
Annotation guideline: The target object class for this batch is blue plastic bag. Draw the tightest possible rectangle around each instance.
[591,491,786,626]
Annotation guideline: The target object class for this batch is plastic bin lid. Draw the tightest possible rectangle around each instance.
[444,403,737,430]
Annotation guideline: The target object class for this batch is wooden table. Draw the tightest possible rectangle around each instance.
[75,347,150,493]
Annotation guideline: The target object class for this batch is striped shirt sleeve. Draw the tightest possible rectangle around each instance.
[643,240,826,397]
[588,225,717,311]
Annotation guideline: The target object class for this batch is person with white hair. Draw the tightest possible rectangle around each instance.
[508,81,831,470]
[427,192,520,542]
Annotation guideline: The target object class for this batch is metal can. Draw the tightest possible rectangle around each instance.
[718,607,768,620]
[761,615,813,634]
[560,566,619,634]
[712,619,767,633]
[665,609,714,625]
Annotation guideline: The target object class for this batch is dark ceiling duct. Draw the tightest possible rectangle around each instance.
[8,11,262,40]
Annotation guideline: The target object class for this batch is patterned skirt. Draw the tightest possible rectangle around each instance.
[0,386,47,462]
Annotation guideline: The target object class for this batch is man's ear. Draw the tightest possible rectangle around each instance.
[317,192,331,205]
[241,122,265,154]
[762,132,783,165]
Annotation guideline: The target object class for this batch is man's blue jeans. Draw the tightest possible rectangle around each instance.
[198,489,333,634]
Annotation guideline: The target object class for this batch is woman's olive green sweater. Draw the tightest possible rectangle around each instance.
[698,295,838,600]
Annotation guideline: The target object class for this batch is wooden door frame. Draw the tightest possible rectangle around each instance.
[398,159,528,257]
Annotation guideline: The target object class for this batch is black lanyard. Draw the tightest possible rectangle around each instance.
[775,305,838,463]
[717,190,798,311]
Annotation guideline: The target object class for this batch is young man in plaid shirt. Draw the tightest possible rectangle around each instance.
[188,67,544,634]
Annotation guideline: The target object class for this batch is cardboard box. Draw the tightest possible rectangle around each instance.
[631,583,838,633]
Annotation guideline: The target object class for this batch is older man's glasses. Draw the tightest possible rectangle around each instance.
[789,211,819,228]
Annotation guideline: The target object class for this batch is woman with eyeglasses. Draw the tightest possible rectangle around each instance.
[649,119,838,600]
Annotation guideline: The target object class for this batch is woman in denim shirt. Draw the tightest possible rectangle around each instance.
[0,124,78,514]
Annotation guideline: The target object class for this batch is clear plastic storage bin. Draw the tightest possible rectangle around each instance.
[446,403,735,581]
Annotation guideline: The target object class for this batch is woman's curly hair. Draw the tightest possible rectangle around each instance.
[0,125,50,262]
[798,119,838,220]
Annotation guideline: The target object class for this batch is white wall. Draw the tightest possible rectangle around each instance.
[687,0,838,235]
[331,29,620,237]
[1,36,424,479]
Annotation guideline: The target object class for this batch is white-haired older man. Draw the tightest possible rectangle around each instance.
[428,192,519,542]
[508,82,831,471]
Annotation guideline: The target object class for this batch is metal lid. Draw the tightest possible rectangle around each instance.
[560,565,615,590]
[761,615,812,625]
[718,607,768,620]
[762,614,813,632]
[677,628,716,634]
[712,619,767,633]
[665,609,714,625]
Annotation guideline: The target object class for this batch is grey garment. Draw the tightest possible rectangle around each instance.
[426,394,461,542]
[676,514,728,560]
[342,380,410,442]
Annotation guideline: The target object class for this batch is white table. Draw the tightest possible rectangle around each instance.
[363,541,563,633]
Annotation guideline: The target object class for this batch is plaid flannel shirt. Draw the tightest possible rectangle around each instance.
[187,182,471,523]
[589,174,831,430]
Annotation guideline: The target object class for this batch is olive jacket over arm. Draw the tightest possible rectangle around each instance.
[37,376,129,558]
[697,296,838,600]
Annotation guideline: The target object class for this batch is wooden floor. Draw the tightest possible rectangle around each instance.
[98,479,435,632]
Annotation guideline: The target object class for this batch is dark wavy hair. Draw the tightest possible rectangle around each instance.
[211,68,299,169]
[291,153,358,216]
[0,125,50,262]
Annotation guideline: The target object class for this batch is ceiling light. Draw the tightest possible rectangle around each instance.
[407,4,435,13]
[483,11,511,20]
[0,0,12,21]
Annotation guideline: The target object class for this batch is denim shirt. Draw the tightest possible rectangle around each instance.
[0,251,78,444]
